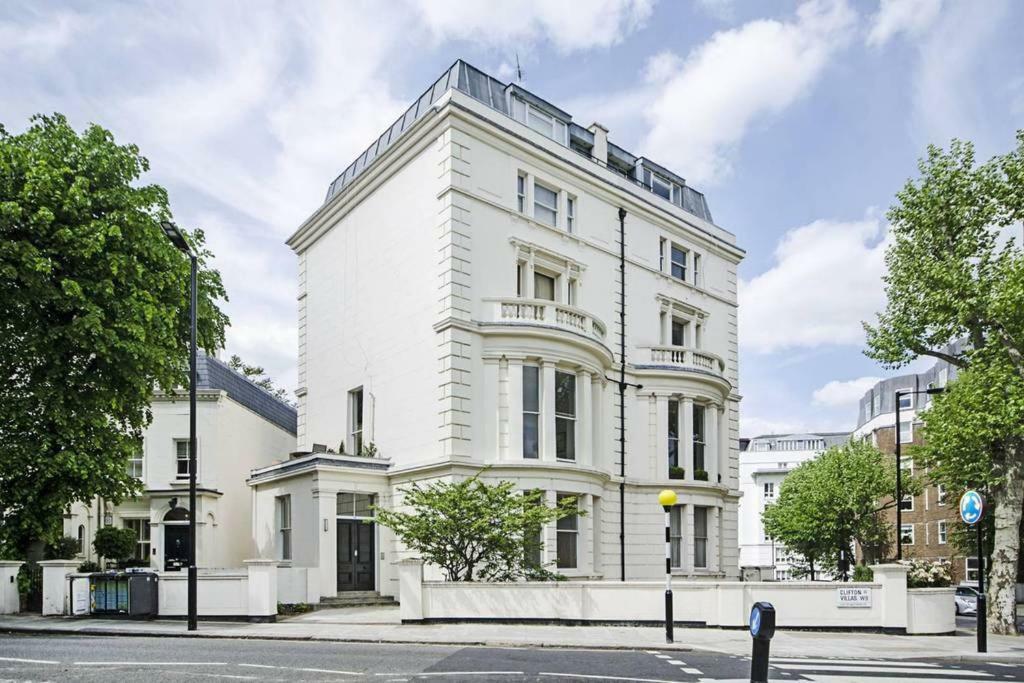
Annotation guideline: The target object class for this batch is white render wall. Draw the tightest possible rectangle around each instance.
[65,391,295,569]
[287,86,744,582]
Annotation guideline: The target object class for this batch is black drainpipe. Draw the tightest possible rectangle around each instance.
[617,207,627,582]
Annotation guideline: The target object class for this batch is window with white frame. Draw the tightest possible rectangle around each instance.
[694,506,709,568]
[127,451,143,480]
[566,196,576,233]
[123,519,151,561]
[900,457,913,474]
[512,96,569,145]
[349,387,364,455]
[693,253,702,286]
[533,183,558,227]
[523,366,540,459]
[900,524,915,545]
[966,556,980,583]
[659,237,666,272]
[899,420,913,442]
[670,245,686,281]
[650,173,673,201]
[939,368,949,388]
[517,174,526,213]
[671,318,687,347]
[667,399,679,472]
[534,271,556,301]
[693,404,706,475]
[938,520,948,545]
[277,495,292,561]
[556,493,578,569]
[900,494,914,511]
[872,392,881,416]
[669,505,682,568]
[555,371,576,461]
[763,482,776,503]
[175,439,190,479]
[898,393,913,410]
[936,485,947,506]
[77,524,85,554]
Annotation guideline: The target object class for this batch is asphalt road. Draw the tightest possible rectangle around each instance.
[0,633,1021,682]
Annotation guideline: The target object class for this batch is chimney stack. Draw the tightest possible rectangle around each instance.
[587,122,609,164]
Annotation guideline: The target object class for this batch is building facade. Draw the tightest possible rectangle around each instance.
[852,350,970,583]
[739,432,850,580]
[66,354,296,570]
[250,60,744,600]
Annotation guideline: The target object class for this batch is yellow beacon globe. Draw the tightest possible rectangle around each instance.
[658,489,678,507]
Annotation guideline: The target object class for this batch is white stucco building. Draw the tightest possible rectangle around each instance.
[739,432,849,580]
[250,60,744,601]
[65,353,296,570]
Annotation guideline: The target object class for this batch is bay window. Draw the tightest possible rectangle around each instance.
[693,404,706,477]
[668,399,680,476]
[694,506,708,568]
[556,493,578,569]
[523,366,540,459]
[555,371,576,461]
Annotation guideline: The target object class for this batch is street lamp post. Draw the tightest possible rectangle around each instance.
[160,221,198,632]
[894,386,945,561]
[658,489,678,643]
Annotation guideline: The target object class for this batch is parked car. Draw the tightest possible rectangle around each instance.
[955,586,979,615]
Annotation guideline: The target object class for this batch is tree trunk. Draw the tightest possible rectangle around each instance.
[989,440,1024,635]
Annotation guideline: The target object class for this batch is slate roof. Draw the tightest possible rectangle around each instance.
[197,353,297,435]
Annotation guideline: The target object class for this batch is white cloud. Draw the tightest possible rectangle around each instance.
[409,0,654,53]
[812,376,882,407]
[740,415,809,439]
[639,0,857,184]
[0,10,88,60]
[866,0,942,47]
[739,216,889,354]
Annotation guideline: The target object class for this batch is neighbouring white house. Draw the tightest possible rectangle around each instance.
[738,432,850,580]
[249,60,744,602]
[65,353,296,571]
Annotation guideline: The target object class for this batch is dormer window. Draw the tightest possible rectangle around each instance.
[651,174,673,201]
[511,94,568,145]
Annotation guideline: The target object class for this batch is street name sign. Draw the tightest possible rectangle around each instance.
[960,490,984,525]
[837,586,872,607]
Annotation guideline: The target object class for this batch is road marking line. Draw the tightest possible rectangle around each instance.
[654,654,671,659]
[373,674,523,678]
[667,660,684,665]
[681,668,702,675]
[797,677,993,683]
[238,664,277,669]
[0,657,59,665]
[772,658,937,667]
[74,662,229,666]
[645,651,660,655]
[540,674,687,683]
[296,667,361,676]
[774,664,992,677]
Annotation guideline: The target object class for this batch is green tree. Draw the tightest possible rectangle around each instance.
[93,526,137,565]
[865,133,1024,633]
[227,354,294,406]
[762,441,912,579]
[374,475,580,581]
[0,114,229,555]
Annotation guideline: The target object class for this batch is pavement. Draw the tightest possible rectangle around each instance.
[1,606,1023,664]
[1,633,1022,682]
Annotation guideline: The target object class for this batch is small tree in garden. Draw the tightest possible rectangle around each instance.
[374,475,580,581]
[93,527,137,567]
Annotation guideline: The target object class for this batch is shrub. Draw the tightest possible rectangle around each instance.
[852,564,874,582]
[93,527,137,563]
[669,467,686,480]
[693,469,709,481]
[901,558,951,588]
[45,536,81,560]
[77,561,102,573]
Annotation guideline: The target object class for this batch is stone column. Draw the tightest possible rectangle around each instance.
[0,561,23,614]
[507,358,523,460]
[682,397,694,481]
[314,489,337,599]
[40,560,79,615]
[482,359,499,461]
[579,494,593,574]
[578,369,593,466]
[874,563,909,631]
[541,361,557,462]
[655,394,669,479]
[660,311,670,345]
[395,558,424,622]
[718,401,730,488]
[524,255,536,299]
[707,404,719,484]
[591,376,604,470]
[683,505,695,575]
[244,559,278,622]
[544,490,558,567]
[709,507,721,573]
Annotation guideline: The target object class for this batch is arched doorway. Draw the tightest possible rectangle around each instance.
[163,506,190,571]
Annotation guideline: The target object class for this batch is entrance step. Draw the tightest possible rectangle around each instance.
[320,592,398,608]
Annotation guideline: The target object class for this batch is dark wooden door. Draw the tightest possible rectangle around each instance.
[164,525,189,571]
[337,520,375,591]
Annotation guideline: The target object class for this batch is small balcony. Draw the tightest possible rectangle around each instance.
[643,345,725,377]
[483,298,607,344]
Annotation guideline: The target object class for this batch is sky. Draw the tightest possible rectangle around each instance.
[2,0,1022,438]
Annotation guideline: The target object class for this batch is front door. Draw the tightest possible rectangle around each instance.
[337,520,374,591]
[164,525,189,571]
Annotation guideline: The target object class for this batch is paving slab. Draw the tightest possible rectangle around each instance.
[1,610,1022,662]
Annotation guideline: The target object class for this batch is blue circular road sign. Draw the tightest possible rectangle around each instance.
[749,607,761,636]
[960,490,984,525]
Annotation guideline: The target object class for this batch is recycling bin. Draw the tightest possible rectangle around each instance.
[89,572,158,617]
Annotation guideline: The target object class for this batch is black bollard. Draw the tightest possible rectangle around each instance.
[749,602,776,683]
